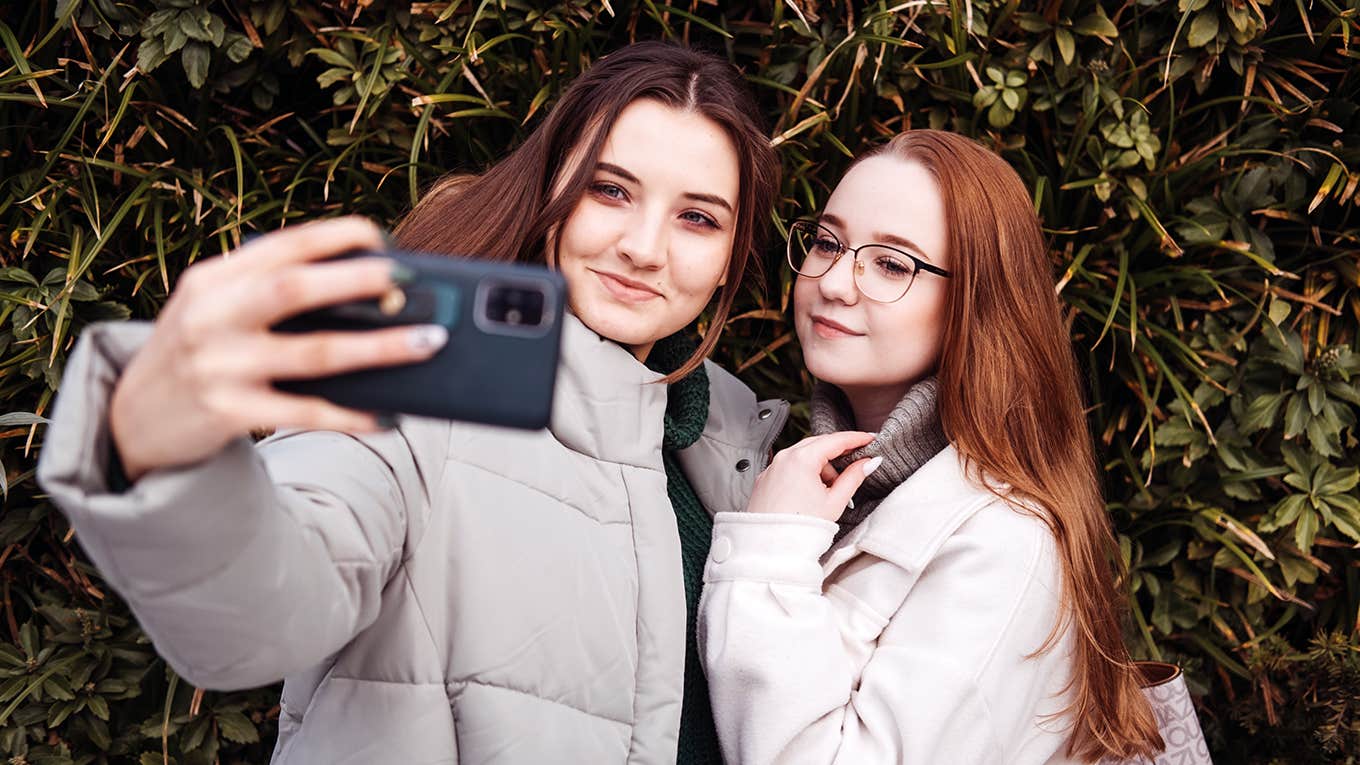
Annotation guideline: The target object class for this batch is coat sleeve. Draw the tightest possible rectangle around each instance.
[36,322,439,690]
[698,508,1066,765]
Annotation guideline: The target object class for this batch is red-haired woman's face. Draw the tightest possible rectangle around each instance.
[550,98,739,361]
[794,155,950,409]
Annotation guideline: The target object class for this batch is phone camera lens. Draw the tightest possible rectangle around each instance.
[484,284,546,329]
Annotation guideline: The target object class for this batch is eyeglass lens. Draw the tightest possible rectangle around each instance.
[787,222,918,302]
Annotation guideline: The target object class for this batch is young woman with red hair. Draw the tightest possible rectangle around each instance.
[699,130,1164,763]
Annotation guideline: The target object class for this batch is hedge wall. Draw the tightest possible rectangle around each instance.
[1,1,1357,762]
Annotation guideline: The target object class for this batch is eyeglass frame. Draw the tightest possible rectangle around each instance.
[785,219,951,304]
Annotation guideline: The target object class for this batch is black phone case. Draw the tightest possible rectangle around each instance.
[273,251,565,430]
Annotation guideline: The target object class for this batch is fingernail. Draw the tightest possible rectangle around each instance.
[863,456,884,476]
[382,230,398,251]
[847,498,855,510]
[408,324,448,352]
[390,262,416,284]
[375,412,399,430]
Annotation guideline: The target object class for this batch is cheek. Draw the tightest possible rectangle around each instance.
[673,237,734,296]
[792,275,817,314]
[555,203,615,266]
[872,291,947,359]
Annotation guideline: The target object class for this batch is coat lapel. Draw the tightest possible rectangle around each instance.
[823,445,998,578]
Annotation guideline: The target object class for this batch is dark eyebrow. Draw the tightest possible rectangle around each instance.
[875,232,934,262]
[683,192,733,213]
[596,162,640,184]
[819,213,936,263]
[596,162,733,214]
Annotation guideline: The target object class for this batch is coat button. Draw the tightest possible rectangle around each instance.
[758,408,772,420]
[735,458,751,472]
[711,536,733,563]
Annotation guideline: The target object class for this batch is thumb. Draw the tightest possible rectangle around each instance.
[827,455,884,511]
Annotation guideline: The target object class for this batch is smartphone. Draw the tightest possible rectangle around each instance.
[273,250,566,430]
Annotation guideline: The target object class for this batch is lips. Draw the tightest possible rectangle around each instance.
[810,314,863,338]
[591,269,662,304]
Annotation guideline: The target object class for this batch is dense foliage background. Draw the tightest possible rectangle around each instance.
[0,0,1357,762]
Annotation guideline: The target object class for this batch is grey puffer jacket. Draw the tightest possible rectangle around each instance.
[36,314,788,764]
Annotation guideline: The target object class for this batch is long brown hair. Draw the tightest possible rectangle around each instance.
[394,42,779,379]
[858,130,1162,761]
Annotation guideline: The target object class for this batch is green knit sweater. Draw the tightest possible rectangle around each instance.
[646,333,723,765]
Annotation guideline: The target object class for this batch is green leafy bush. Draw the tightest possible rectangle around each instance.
[1,0,1356,761]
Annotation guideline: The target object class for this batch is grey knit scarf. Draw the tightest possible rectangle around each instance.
[809,377,949,540]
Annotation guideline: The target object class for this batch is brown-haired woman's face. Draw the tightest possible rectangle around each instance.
[794,155,950,405]
[550,98,739,360]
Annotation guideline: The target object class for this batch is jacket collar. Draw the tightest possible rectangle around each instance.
[549,313,667,468]
[823,444,998,575]
[677,362,787,517]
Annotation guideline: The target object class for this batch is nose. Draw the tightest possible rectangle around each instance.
[616,205,668,271]
[817,250,860,305]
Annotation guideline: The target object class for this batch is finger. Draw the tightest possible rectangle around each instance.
[223,389,385,435]
[260,324,450,381]
[253,256,400,326]
[826,456,883,511]
[236,216,386,270]
[792,431,877,465]
[819,462,839,485]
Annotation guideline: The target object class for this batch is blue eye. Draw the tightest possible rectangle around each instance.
[873,254,915,279]
[811,237,840,254]
[591,182,626,200]
[682,210,719,228]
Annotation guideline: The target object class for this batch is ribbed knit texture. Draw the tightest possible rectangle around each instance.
[810,377,949,541]
[645,333,722,764]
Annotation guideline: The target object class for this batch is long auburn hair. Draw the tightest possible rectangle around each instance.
[857,130,1162,761]
[393,42,779,380]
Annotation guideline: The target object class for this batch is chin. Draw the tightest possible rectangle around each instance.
[802,349,855,386]
[574,303,656,348]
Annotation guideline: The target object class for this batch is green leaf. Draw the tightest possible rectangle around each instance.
[136,37,168,73]
[85,694,109,720]
[224,32,252,63]
[181,40,210,88]
[1268,297,1291,325]
[988,100,1015,128]
[164,23,187,54]
[1262,494,1306,531]
[0,412,48,428]
[1294,508,1319,552]
[1187,11,1220,47]
[1319,467,1359,496]
[1284,394,1308,438]
[214,710,259,744]
[309,47,354,69]
[1241,391,1286,433]
[1072,11,1118,37]
[1015,13,1051,32]
[1054,27,1075,65]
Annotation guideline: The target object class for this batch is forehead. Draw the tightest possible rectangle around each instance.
[824,155,949,263]
[597,99,740,199]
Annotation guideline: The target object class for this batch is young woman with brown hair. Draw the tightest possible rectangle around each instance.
[38,43,781,763]
[699,129,1164,763]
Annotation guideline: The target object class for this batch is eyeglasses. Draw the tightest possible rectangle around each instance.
[786,220,951,303]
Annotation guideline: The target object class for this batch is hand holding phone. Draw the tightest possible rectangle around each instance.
[109,218,436,480]
[273,250,565,430]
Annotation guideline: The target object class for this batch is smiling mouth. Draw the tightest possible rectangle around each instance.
[810,315,863,338]
[591,269,662,303]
